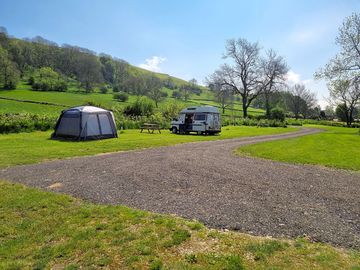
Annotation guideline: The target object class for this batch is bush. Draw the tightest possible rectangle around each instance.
[172,90,182,99]
[270,107,285,121]
[0,113,57,133]
[124,97,154,116]
[113,92,129,102]
[100,86,108,94]
[161,101,183,120]
[31,67,67,92]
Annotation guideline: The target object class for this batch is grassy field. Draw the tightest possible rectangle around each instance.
[1,180,359,270]
[0,81,265,116]
[237,125,360,171]
[0,126,295,168]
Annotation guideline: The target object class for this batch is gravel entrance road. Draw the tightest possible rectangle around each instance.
[1,128,359,248]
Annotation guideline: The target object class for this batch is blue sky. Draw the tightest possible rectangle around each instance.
[1,0,359,107]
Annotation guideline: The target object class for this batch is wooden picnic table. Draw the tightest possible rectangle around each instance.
[140,123,161,134]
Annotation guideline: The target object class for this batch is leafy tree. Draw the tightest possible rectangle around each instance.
[75,53,103,92]
[144,75,164,107]
[0,45,20,89]
[180,84,192,101]
[31,67,67,91]
[124,96,154,116]
[329,80,360,125]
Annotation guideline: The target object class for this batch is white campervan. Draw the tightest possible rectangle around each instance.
[170,106,221,135]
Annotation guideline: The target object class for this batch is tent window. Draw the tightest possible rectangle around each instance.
[98,114,113,135]
[86,114,100,136]
[56,115,80,136]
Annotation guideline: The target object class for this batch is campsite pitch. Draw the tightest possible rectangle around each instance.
[2,127,359,250]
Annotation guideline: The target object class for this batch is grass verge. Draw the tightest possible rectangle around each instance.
[0,126,296,168]
[236,125,360,171]
[0,180,359,269]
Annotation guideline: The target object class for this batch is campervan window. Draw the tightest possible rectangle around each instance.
[194,114,206,121]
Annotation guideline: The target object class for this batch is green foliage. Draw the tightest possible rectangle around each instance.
[270,107,285,121]
[222,117,287,128]
[124,96,155,116]
[172,90,182,99]
[113,92,129,102]
[31,67,67,92]
[0,113,57,133]
[99,85,108,94]
[161,100,183,120]
[336,103,350,122]
[0,45,20,89]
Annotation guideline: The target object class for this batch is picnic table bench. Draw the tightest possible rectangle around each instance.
[140,123,161,134]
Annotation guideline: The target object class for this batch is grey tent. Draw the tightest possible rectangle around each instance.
[52,106,117,140]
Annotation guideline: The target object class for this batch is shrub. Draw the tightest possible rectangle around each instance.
[31,67,67,92]
[113,92,129,102]
[0,113,57,133]
[172,90,182,99]
[161,101,183,120]
[100,86,108,94]
[270,107,285,121]
[124,97,154,116]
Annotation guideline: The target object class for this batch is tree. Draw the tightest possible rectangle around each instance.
[0,45,20,89]
[144,75,164,107]
[31,67,67,91]
[287,84,317,119]
[260,49,288,118]
[209,38,264,118]
[180,84,192,101]
[329,80,360,125]
[315,13,360,81]
[75,53,103,92]
[315,13,360,125]
[209,82,233,113]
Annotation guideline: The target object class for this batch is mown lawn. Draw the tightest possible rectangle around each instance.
[1,180,359,270]
[237,125,360,171]
[0,126,295,168]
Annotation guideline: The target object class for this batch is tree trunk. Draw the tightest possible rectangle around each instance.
[265,94,271,119]
[242,96,248,118]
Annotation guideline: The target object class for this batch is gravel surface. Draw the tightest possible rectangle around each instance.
[1,127,359,249]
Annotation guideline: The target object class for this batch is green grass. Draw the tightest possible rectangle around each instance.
[1,180,359,269]
[0,81,265,117]
[0,126,296,168]
[237,125,360,171]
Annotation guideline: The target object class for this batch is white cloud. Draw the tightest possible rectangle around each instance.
[285,70,301,84]
[139,56,166,72]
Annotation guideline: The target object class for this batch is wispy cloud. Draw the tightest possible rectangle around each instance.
[139,56,166,72]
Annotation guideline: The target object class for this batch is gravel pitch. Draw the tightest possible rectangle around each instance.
[1,128,359,249]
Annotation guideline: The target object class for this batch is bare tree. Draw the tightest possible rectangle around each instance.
[260,49,288,117]
[315,13,360,81]
[287,84,317,119]
[209,82,233,113]
[209,38,265,117]
[315,13,360,125]
[328,79,360,125]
